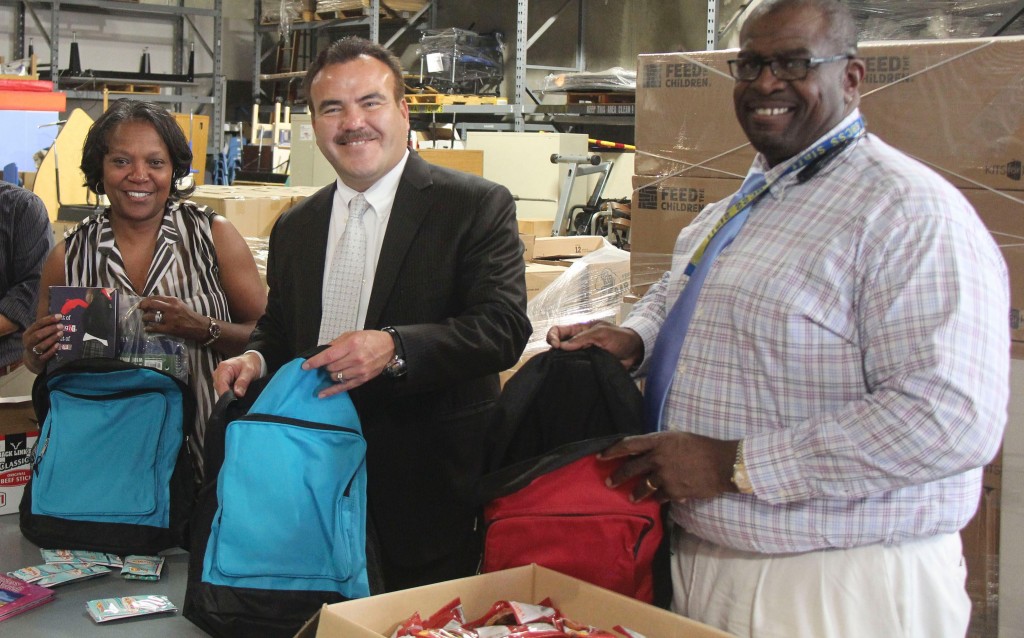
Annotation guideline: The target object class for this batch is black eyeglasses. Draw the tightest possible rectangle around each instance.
[726,54,852,81]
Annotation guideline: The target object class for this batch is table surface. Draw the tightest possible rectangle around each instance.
[0,512,209,636]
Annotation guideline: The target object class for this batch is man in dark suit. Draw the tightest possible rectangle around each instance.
[214,37,531,591]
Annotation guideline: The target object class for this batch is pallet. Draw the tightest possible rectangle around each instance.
[406,93,506,106]
[565,91,635,105]
[102,83,161,94]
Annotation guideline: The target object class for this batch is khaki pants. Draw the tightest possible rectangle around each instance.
[672,528,970,638]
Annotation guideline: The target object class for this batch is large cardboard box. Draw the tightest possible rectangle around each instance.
[629,175,743,295]
[311,564,732,638]
[525,262,569,300]
[635,37,1024,191]
[533,235,606,260]
[191,185,320,239]
[0,397,38,516]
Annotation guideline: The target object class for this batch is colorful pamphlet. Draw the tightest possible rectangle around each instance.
[0,573,55,622]
[48,286,119,365]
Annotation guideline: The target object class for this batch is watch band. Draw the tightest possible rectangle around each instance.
[200,317,221,347]
[731,439,754,494]
[381,327,407,378]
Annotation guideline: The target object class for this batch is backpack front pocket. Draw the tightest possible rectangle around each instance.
[33,388,170,525]
[204,416,367,593]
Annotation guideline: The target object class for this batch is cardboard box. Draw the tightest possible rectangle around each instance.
[311,564,732,638]
[629,175,743,295]
[525,262,569,300]
[960,188,1024,341]
[417,149,483,176]
[0,398,39,515]
[532,235,606,259]
[635,37,1024,191]
[190,185,320,239]
[519,233,535,261]
[518,218,555,237]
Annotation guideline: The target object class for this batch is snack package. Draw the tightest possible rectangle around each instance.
[121,555,165,581]
[9,562,91,583]
[36,565,111,588]
[392,598,620,638]
[41,549,123,568]
[86,595,178,623]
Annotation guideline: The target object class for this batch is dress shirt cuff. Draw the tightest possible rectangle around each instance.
[243,349,268,378]
[744,428,814,505]
[620,315,660,375]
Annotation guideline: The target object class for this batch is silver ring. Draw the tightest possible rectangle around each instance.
[644,476,658,492]
[153,310,164,324]
[31,345,43,356]
[335,371,344,383]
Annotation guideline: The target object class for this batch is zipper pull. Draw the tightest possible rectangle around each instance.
[32,437,49,476]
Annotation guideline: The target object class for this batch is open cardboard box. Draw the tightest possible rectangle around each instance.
[302,564,733,637]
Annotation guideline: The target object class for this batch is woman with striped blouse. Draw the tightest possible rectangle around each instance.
[23,99,267,481]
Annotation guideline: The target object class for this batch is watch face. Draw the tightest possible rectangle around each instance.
[384,356,407,378]
[209,321,222,338]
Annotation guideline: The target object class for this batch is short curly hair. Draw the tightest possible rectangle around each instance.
[80,99,195,200]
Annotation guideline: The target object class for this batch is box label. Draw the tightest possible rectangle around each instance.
[642,61,711,89]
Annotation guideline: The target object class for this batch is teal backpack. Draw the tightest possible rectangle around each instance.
[184,355,379,638]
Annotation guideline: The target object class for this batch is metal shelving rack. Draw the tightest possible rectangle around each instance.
[252,0,436,107]
[5,0,225,155]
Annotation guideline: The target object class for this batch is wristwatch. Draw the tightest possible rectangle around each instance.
[380,326,407,378]
[731,440,755,494]
[201,317,221,347]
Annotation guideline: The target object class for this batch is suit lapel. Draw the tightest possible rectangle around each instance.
[365,153,432,328]
[291,184,334,344]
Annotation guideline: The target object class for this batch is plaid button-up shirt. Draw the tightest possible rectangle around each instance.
[625,112,1009,553]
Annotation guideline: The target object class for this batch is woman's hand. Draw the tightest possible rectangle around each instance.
[22,313,63,374]
[139,295,208,343]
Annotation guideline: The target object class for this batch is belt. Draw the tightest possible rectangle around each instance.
[0,360,24,377]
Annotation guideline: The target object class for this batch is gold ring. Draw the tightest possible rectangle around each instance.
[335,371,344,383]
[644,476,658,492]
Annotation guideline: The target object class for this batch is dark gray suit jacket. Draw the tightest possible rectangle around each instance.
[248,151,531,568]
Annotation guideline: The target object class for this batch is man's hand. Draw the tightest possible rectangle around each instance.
[546,320,644,370]
[213,351,263,398]
[302,330,394,398]
[599,432,740,503]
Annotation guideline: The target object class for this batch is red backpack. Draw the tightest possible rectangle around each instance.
[477,349,668,604]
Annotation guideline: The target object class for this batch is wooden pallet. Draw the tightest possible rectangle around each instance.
[406,93,505,106]
[565,91,635,105]
[102,83,161,94]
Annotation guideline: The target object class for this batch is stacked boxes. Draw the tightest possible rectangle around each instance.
[189,185,321,239]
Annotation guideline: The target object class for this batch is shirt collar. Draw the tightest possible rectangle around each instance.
[749,109,864,194]
[333,149,410,214]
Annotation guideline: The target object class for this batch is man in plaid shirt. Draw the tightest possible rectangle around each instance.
[548,1,1009,636]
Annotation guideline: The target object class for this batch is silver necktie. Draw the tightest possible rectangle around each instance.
[319,193,370,344]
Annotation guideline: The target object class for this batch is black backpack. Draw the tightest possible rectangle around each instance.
[19,357,197,555]
[477,348,670,606]
[183,356,382,638]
